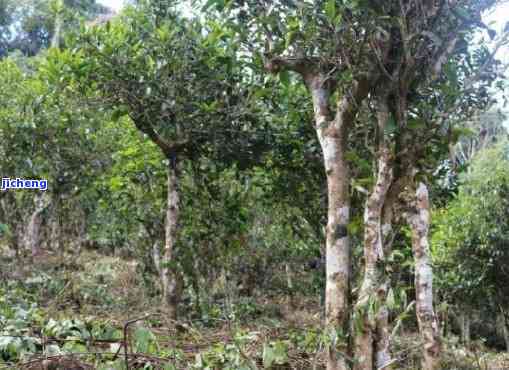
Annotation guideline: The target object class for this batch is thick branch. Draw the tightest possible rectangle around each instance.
[263,55,319,76]
[130,116,188,158]
[334,74,374,132]
[431,35,459,80]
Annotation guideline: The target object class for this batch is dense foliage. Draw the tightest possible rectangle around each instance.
[0,0,508,369]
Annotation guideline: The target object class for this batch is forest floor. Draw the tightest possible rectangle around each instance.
[0,248,508,370]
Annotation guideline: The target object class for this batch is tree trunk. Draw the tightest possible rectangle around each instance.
[1,191,26,258]
[440,308,449,340]
[376,193,399,370]
[500,312,509,352]
[51,1,62,48]
[161,158,182,320]
[152,240,162,277]
[72,204,86,257]
[191,259,202,315]
[354,144,393,370]
[0,194,19,257]
[26,193,49,257]
[458,312,470,347]
[285,263,294,292]
[50,198,61,253]
[407,183,441,370]
[263,57,373,370]
[375,306,391,369]
[285,262,295,308]
[308,77,351,370]
[496,310,509,351]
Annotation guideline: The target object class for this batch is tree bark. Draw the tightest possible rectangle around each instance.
[308,76,351,370]
[285,263,294,292]
[354,145,393,370]
[264,56,374,370]
[458,311,470,347]
[375,185,400,370]
[152,240,162,277]
[285,262,295,308]
[0,193,21,257]
[498,311,509,352]
[51,1,62,49]
[74,205,86,256]
[161,157,182,320]
[50,198,61,253]
[407,183,441,370]
[26,193,49,257]
[191,259,202,315]
[351,92,394,370]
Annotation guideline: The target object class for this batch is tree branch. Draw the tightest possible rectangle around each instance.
[263,55,319,76]
[129,115,188,158]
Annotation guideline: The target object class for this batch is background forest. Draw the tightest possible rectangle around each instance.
[0,0,509,369]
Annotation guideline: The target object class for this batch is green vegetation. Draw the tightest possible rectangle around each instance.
[1,0,508,369]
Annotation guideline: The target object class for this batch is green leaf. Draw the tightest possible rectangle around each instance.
[262,343,275,368]
[279,71,290,88]
[263,341,288,367]
[273,340,289,363]
[285,30,298,49]
[347,0,359,9]
[0,223,9,235]
[0,336,13,349]
[62,341,87,353]
[325,0,336,22]
[111,108,127,122]
[400,289,407,307]
[408,118,425,130]
[133,327,156,354]
[203,0,225,11]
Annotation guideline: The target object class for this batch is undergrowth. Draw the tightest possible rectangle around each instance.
[1,251,507,369]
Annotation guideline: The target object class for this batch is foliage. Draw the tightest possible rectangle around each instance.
[0,0,109,57]
[433,141,509,311]
[65,2,260,165]
[1,0,509,368]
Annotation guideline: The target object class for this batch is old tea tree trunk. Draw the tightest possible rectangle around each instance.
[306,72,374,370]
[26,192,50,257]
[130,117,185,320]
[353,94,394,370]
[264,50,377,370]
[309,75,351,370]
[406,182,440,370]
[161,153,182,320]
[263,55,374,370]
